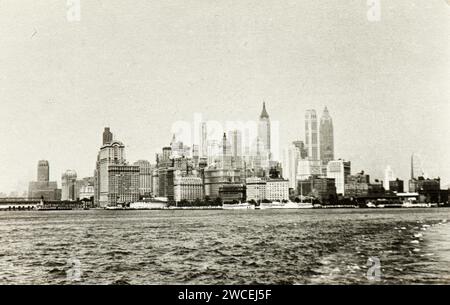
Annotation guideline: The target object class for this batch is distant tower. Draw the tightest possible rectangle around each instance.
[384,166,394,190]
[228,129,243,169]
[319,106,334,164]
[103,127,113,145]
[37,160,50,182]
[305,110,319,160]
[200,122,208,158]
[258,102,271,159]
[221,133,232,169]
[411,153,424,179]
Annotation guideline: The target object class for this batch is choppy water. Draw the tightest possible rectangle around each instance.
[0,208,449,285]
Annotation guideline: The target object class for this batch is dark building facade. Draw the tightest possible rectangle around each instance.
[389,179,404,193]
[297,176,337,203]
[219,183,245,203]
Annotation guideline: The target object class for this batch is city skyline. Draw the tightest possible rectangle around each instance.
[1,102,446,196]
[1,1,449,193]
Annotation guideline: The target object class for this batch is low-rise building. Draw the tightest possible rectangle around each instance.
[219,183,245,203]
[266,179,289,202]
[246,177,266,202]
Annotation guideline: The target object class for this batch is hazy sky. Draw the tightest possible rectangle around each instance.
[0,0,449,193]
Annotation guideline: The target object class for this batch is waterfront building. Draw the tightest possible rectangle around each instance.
[61,170,78,201]
[389,179,404,193]
[344,172,370,198]
[257,102,271,160]
[94,128,126,207]
[219,183,245,203]
[79,184,94,200]
[265,179,289,201]
[245,177,266,202]
[305,109,319,160]
[107,165,140,205]
[368,180,386,197]
[296,159,322,181]
[173,175,204,203]
[28,160,60,201]
[326,160,351,195]
[297,176,337,203]
[319,106,334,165]
[133,160,153,197]
[344,180,369,198]
[409,176,440,202]
[204,168,241,199]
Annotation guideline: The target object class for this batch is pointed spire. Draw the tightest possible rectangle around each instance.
[260,101,269,119]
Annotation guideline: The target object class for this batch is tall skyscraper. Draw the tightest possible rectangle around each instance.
[282,142,302,190]
[94,128,127,207]
[133,160,153,197]
[220,133,232,169]
[319,106,334,164]
[411,153,424,179]
[200,122,208,158]
[384,165,395,191]
[37,160,50,182]
[258,102,271,159]
[305,109,319,160]
[103,127,113,145]
[228,129,243,168]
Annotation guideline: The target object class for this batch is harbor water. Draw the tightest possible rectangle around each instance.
[0,208,449,284]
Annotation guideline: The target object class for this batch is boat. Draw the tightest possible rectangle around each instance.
[222,202,255,210]
[402,202,435,208]
[129,201,168,210]
[260,201,313,209]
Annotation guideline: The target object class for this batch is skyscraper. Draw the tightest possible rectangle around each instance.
[29,160,60,200]
[103,127,113,145]
[411,153,424,179]
[228,129,243,169]
[200,122,208,158]
[326,160,351,195]
[305,109,319,160]
[319,106,334,164]
[282,142,302,190]
[220,133,232,169]
[384,165,395,191]
[94,128,127,207]
[133,160,153,197]
[258,102,271,159]
[37,160,50,182]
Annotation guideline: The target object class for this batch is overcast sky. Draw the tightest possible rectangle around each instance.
[0,0,449,193]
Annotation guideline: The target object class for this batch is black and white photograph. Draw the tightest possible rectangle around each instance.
[0,0,449,296]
